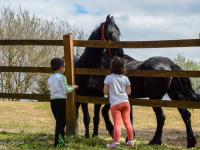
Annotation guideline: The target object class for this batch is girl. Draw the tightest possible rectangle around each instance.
[103,56,135,149]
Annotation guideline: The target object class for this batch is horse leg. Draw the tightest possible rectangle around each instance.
[149,107,166,145]
[81,103,90,138]
[92,104,102,137]
[129,101,133,124]
[101,104,114,137]
[178,108,196,148]
[167,76,197,147]
[76,103,81,134]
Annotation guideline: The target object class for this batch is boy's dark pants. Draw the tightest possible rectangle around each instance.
[50,99,66,147]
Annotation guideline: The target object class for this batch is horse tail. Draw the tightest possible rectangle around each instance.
[167,64,200,102]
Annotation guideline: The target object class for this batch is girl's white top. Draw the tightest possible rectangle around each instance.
[104,74,131,107]
[48,73,73,99]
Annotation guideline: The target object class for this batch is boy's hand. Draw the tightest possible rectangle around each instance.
[72,85,79,89]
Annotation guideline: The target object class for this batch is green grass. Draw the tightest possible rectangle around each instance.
[0,131,197,150]
[33,104,49,111]
[0,102,200,149]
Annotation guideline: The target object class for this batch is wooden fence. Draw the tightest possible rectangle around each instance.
[1,35,200,135]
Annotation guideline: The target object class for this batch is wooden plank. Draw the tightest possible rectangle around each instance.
[76,96,108,104]
[63,34,76,135]
[74,39,200,48]
[76,96,200,109]
[0,66,52,73]
[0,40,63,46]
[1,66,200,78]
[75,68,200,77]
[75,68,110,76]
[126,70,200,77]
[0,93,200,109]
[0,39,200,48]
[129,99,200,109]
[0,93,49,101]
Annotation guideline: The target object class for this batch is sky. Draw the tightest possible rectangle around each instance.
[0,0,200,62]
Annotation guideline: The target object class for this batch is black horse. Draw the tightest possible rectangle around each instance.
[76,15,199,148]
[100,50,200,148]
[75,15,124,138]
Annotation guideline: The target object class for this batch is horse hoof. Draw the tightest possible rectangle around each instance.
[85,134,90,138]
[125,137,128,143]
[187,138,197,148]
[148,139,162,145]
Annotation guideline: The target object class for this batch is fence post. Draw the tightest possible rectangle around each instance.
[63,34,76,135]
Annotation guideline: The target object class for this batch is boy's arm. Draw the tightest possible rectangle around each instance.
[61,75,78,94]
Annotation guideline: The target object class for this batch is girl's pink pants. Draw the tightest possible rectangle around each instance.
[111,102,134,143]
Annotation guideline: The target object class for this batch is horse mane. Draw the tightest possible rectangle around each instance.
[87,23,104,40]
[76,22,105,68]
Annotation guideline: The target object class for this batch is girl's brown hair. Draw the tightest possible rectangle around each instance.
[111,56,124,75]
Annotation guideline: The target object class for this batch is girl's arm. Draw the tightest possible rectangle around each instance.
[103,83,109,95]
[126,85,131,95]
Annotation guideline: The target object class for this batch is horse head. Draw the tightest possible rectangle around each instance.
[97,15,124,69]
[101,15,124,58]
[78,15,124,68]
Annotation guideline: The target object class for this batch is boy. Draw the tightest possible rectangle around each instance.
[48,57,78,147]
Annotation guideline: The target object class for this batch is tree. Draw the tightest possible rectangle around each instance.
[173,54,200,93]
[0,7,86,100]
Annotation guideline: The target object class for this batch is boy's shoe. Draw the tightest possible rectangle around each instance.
[106,142,120,149]
[126,139,136,147]
[56,135,66,148]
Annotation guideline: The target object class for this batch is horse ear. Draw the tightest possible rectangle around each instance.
[106,15,111,23]
[111,16,114,22]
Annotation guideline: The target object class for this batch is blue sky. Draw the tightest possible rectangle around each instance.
[0,0,200,62]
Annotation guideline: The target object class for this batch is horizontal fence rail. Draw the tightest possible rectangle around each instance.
[0,40,63,46]
[1,67,200,77]
[1,93,200,109]
[76,96,200,109]
[0,93,49,101]
[75,68,200,77]
[1,39,200,48]
[74,39,200,48]
[0,66,52,73]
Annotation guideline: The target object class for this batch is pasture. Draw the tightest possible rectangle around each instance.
[0,101,199,149]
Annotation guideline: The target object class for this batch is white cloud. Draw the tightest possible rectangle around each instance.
[0,0,200,61]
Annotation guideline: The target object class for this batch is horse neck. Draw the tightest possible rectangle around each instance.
[77,28,104,68]
[82,47,104,67]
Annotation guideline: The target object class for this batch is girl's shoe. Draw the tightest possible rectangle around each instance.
[126,139,136,147]
[106,142,120,149]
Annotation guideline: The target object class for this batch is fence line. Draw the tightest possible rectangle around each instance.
[1,93,200,109]
[1,39,200,48]
[1,36,200,135]
[1,66,200,78]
